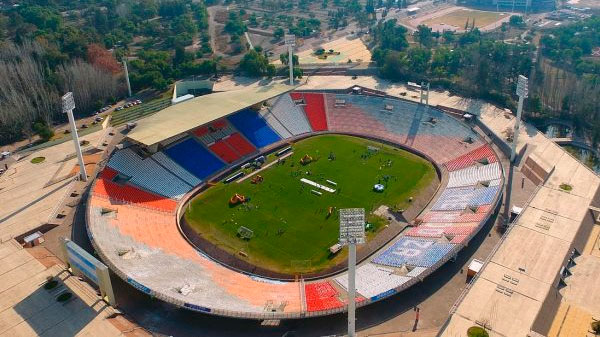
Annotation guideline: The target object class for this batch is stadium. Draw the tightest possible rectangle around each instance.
[85,83,505,319]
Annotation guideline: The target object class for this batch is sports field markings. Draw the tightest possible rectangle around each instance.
[301,178,336,193]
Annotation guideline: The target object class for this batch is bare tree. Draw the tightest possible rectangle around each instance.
[56,59,121,115]
[0,41,59,143]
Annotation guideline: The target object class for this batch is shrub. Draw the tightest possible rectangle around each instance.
[44,280,58,290]
[33,122,54,142]
[57,292,72,302]
[591,321,600,334]
[467,326,489,337]
[559,183,573,191]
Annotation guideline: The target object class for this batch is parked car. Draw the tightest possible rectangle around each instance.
[116,106,124,111]
[95,116,104,122]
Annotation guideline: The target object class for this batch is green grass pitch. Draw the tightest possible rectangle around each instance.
[184,135,437,275]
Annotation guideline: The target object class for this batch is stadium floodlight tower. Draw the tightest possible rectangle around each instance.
[510,75,528,162]
[339,208,366,337]
[62,92,87,182]
[284,34,296,86]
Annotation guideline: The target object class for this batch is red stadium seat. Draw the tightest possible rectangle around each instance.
[302,93,328,131]
[305,282,343,312]
[93,174,177,212]
[212,119,228,129]
[209,140,241,163]
[289,92,303,101]
[225,133,256,157]
[445,145,497,171]
[192,126,210,137]
[100,166,119,180]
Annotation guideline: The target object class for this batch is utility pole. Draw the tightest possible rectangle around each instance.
[510,75,528,162]
[62,92,87,182]
[285,34,296,86]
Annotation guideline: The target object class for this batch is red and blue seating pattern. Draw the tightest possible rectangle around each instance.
[90,90,504,318]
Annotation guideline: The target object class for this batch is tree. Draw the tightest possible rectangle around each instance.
[366,0,375,14]
[372,19,408,51]
[509,15,524,28]
[239,49,274,77]
[407,47,432,75]
[274,27,285,40]
[225,12,247,37]
[33,122,54,142]
[279,53,299,66]
[18,5,62,32]
[415,25,433,47]
[56,60,121,114]
[159,0,187,17]
[87,44,121,74]
[442,30,455,44]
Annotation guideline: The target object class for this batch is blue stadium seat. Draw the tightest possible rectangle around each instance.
[372,237,455,268]
[469,185,500,206]
[164,138,225,180]
[106,148,192,199]
[227,109,281,148]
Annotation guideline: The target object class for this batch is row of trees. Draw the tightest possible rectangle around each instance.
[0,41,122,145]
[372,16,600,146]
[1,0,213,90]
[534,16,600,144]
[372,20,534,108]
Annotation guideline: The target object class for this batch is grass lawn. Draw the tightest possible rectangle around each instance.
[30,156,46,164]
[184,135,437,275]
[423,9,505,29]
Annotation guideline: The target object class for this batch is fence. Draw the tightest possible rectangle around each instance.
[110,98,171,126]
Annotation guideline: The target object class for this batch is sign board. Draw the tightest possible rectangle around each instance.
[284,34,296,46]
[339,208,366,245]
[60,238,116,305]
[61,92,75,113]
[516,75,528,98]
